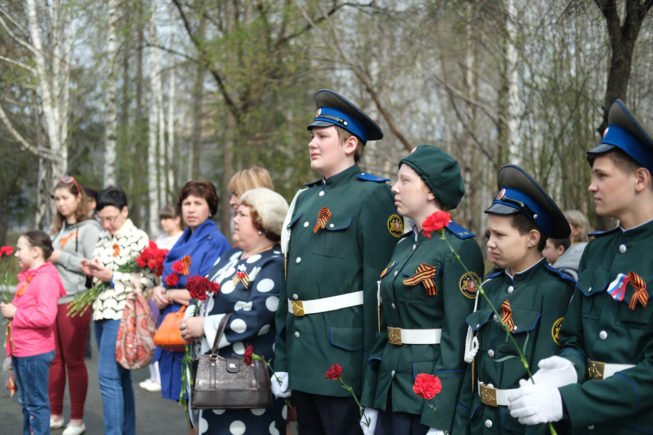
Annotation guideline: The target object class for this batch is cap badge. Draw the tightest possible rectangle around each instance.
[315,108,321,117]
[496,188,506,200]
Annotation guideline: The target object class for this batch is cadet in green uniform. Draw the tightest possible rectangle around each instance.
[453,164,575,435]
[508,100,653,434]
[272,89,400,435]
[359,145,484,435]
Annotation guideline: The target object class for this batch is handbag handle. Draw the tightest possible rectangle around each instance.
[209,313,233,355]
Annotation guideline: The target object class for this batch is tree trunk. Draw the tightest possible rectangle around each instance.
[104,0,120,185]
[147,0,162,236]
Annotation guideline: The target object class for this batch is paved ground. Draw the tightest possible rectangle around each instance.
[0,333,187,434]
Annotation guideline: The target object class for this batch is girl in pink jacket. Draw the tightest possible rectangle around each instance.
[1,230,65,435]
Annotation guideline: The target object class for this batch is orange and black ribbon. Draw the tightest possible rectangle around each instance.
[313,207,332,233]
[232,266,250,289]
[402,263,437,296]
[628,272,648,311]
[179,255,192,275]
[500,299,515,332]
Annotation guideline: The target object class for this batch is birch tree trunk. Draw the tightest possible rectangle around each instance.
[104,0,120,186]
[505,0,521,164]
[147,0,162,236]
[26,0,72,228]
[167,65,175,196]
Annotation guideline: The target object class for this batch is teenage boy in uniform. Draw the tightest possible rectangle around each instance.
[272,89,400,434]
[453,164,575,434]
[508,100,653,434]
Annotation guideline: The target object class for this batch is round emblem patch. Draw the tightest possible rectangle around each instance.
[459,272,480,299]
[387,214,404,238]
[551,317,564,345]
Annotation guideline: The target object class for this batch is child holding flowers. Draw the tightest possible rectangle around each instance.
[452,165,575,435]
[1,231,65,435]
[360,145,484,435]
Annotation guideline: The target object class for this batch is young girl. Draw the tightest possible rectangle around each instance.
[1,231,66,435]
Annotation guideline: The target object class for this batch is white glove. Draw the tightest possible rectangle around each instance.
[270,371,291,398]
[532,356,577,388]
[426,428,445,435]
[360,409,378,435]
[508,379,563,425]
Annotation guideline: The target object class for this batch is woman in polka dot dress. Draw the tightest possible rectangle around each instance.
[182,188,289,434]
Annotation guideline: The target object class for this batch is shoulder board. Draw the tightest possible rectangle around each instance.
[484,269,503,280]
[357,172,390,183]
[588,227,619,238]
[544,263,576,287]
[303,178,322,187]
[445,221,475,239]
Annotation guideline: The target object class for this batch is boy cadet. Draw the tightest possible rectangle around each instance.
[272,89,401,434]
[453,164,575,434]
[508,100,653,434]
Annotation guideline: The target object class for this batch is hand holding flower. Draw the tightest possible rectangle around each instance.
[0,302,16,319]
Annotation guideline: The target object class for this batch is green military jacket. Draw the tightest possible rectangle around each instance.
[360,223,483,430]
[557,222,653,434]
[453,259,575,435]
[274,165,399,396]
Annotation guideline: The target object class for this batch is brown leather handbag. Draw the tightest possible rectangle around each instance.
[192,313,273,409]
[153,305,188,352]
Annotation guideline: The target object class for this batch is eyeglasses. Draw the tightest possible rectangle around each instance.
[97,214,121,225]
[59,175,83,194]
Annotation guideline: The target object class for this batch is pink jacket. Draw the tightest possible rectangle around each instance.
[6,262,66,357]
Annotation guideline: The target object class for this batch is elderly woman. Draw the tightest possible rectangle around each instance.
[80,186,153,435]
[152,181,230,402]
[181,188,289,434]
[360,145,484,435]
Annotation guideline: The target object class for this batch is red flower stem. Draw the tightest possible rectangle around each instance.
[438,230,557,435]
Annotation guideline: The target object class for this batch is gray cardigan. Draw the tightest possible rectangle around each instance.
[52,218,102,303]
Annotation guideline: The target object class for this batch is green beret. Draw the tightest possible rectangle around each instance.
[399,144,465,210]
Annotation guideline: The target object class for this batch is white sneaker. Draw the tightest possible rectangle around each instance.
[139,379,162,392]
[50,416,64,429]
[62,423,86,435]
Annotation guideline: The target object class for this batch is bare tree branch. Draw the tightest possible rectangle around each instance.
[0,103,58,160]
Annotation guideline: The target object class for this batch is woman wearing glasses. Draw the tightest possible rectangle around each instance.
[151,180,230,404]
[48,176,101,435]
[80,186,153,435]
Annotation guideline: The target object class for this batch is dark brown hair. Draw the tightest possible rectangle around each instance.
[510,213,547,251]
[178,180,219,216]
[22,230,54,260]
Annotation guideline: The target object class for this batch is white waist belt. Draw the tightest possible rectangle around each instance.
[587,360,635,380]
[387,327,442,345]
[288,291,364,317]
[478,382,517,407]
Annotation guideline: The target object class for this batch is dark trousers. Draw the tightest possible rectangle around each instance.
[375,409,429,435]
[294,390,364,435]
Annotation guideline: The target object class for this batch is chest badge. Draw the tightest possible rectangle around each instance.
[607,272,649,311]
[232,264,250,289]
[459,272,480,299]
[313,207,332,233]
[499,299,515,332]
[387,214,404,238]
[403,263,438,296]
[380,261,397,279]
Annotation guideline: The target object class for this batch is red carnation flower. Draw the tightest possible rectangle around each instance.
[412,373,442,400]
[172,256,191,275]
[422,211,451,239]
[165,273,179,287]
[243,344,254,366]
[325,363,343,380]
[186,276,221,301]
[136,256,147,268]
[0,245,14,256]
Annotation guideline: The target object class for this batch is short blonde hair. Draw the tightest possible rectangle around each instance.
[564,210,591,243]
[227,167,273,197]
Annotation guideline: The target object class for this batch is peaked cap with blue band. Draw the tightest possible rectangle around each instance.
[588,99,653,172]
[307,89,383,144]
[485,164,570,239]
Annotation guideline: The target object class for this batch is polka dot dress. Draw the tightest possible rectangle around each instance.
[198,246,286,434]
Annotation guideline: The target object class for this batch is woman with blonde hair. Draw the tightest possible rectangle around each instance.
[227,167,273,213]
[550,209,591,280]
